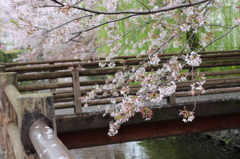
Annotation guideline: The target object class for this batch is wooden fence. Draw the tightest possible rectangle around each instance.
[4,50,240,113]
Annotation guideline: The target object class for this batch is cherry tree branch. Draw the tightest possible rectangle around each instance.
[198,25,239,52]
[71,0,211,15]
[71,14,137,35]
[50,0,64,6]
[84,20,152,54]
[47,14,94,33]
[136,0,151,12]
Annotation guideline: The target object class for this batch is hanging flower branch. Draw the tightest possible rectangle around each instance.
[0,0,239,136]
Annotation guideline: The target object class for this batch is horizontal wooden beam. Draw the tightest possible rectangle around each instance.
[58,113,240,149]
[5,50,240,67]
[53,87,240,109]
[6,54,240,72]
[16,60,240,81]
[56,100,240,133]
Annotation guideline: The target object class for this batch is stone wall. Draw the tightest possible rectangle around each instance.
[204,129,240,149]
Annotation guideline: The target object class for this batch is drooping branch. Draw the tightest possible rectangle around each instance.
[136,0,151,12]
[71,14,137,35]
[198,25,239,52]
[47,14,94,33]
[50,0,64,6]
[71,0,211,15]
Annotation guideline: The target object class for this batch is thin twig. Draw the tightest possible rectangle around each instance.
[72,0,211,15]
[136,0,151,12]
[71,14,137,34]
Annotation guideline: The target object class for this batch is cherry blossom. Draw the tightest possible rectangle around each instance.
[179,106,195,123]
[185,51,202,67]
[0,0,239,136]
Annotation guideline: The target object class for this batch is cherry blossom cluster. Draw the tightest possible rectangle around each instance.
[1,0,239,136]
[140,107,153,120]
[190,71,206,96]
[179,106,195,123]
[185,51,202,67]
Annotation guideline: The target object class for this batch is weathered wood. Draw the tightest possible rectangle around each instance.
[167,93,176,104]
[0,108,4,150]
[202,70,240,76]
[53,86,240,110]
[5,50,240,67]
[49,63,57,92]
[18,82,73,92]
[6,55,240,73]
[58,113,240,149]
[0,72,18,157]
[18,80,105,92]
[54,98,73,104]
[52,89,72,95]
[0,65,5,72]
[17,71,72,81]
[177,83,240,91]
[53,93,73,99]
[16,60,240,82]
[17,72,240,93]
[72,67,82,114]
[176,87,240,97]
[29,120,75,159]
[6,63,75,72]
[54,103,74,109]
[56,100,240,133]
[7,122,36,159]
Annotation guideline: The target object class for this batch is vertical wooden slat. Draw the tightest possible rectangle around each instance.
[0,65,5,72]
[71,66,82,114]
[49,62,57,92]
[167,93,176,104]
[0,65,5,149]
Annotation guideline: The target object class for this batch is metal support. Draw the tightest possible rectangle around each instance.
[29,120,75,159]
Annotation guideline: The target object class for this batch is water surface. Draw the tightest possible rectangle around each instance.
[70,135,240,159]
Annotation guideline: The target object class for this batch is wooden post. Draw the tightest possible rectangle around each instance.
[49,62,57,92]
[71,65,82,114]
[167,93,176,105]
[0,64,5,72]
[0,72,18,157]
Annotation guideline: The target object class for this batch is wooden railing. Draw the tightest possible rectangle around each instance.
[0,70,75,159]
[4,50,240,111]
[0,50,240,156]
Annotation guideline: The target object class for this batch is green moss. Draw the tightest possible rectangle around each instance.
[0,49,24,63]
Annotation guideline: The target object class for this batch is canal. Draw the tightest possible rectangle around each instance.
[69,134,240,159]
[1,134,240,158]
